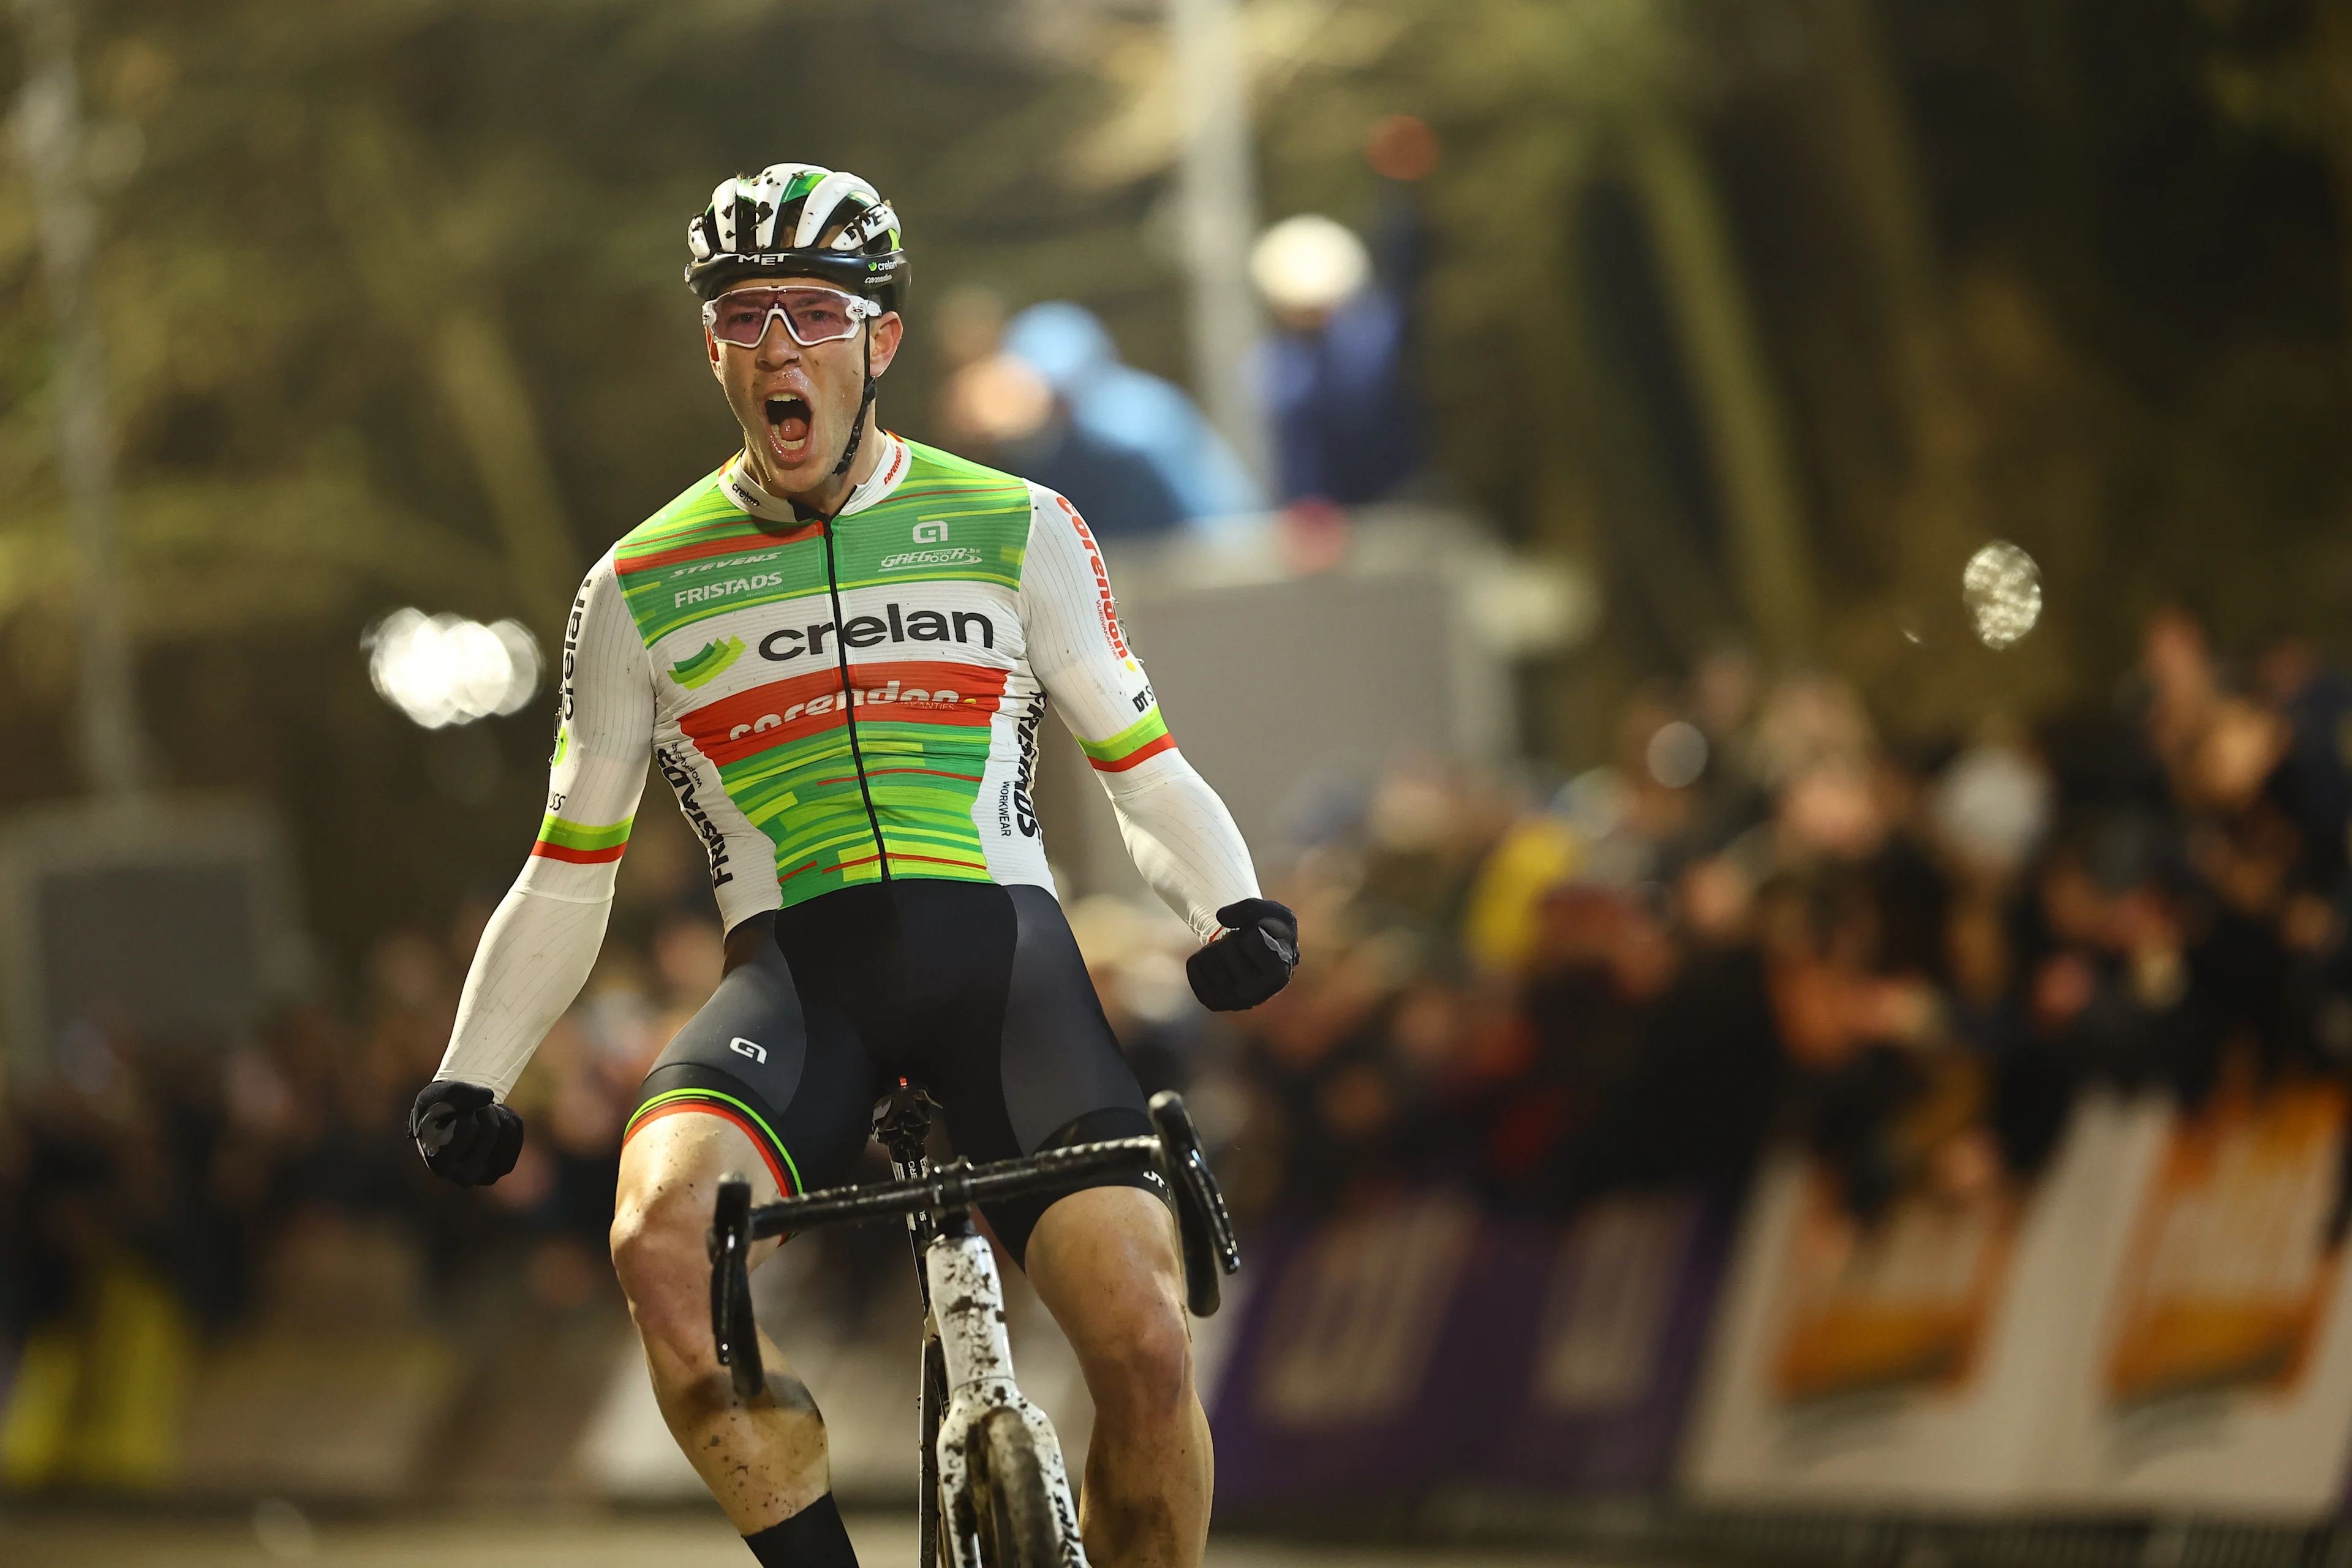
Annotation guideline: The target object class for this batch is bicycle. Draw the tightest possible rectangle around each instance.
[708,1082,1242,1568]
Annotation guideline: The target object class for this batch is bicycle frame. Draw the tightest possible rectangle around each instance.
[707,1087,1239,1568]
[926,1208,1083,1566]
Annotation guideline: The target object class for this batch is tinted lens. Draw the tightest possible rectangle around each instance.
[709,292,778,347]
[706,288,865,349]
[781,290,859,344]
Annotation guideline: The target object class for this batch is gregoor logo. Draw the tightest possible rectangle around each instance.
[913,518,951,544]
[880,546,982,572]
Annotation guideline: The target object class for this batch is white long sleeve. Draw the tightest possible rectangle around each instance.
[1097,748,1261,941]
[1018,486,1261,941]
[435,552,653,1098]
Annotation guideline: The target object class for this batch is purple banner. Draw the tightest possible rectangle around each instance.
[1466,1194,1728,1490]
[1209,1191,1727,1504]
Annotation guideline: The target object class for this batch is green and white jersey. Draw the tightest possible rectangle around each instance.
[437,434,1259,1097]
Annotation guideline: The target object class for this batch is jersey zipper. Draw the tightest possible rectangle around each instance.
[819,513,891,881]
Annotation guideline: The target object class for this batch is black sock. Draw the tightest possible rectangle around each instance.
[743,1492,859,1567]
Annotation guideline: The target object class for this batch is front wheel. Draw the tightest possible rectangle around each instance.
[967,1407,1061,1568]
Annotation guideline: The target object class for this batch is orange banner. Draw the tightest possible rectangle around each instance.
[1771,1171,2017,1402]
[2105,1081,2348,1404]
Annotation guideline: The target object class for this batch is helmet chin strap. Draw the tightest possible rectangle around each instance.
[829,323,878,481]
[784,318,878,526]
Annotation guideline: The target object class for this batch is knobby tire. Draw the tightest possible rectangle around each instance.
[967,1407,1059,1568]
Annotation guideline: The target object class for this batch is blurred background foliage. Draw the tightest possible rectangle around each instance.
[4,0,2352,980]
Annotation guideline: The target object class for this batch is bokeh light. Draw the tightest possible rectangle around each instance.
[1961,541,2043,649]
[1364,113,1439,181]
[1250,214,1370,317]
[364,609,541,729]
[1646,719,1709,788]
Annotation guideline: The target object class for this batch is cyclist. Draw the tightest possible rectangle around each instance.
[407,163,1295,1568]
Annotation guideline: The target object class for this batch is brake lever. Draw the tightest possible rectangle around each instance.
[709,1175,764,1401]
[1177,1144,1242,1278]
[1147,1091,1242,1317]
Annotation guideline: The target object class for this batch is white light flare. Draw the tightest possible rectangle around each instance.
[364,609,541,729]
[1962,541,2043,649]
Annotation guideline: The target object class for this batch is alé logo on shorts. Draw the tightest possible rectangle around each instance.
[756,603,994,662]
[729,1036,767,1064]
[671,635,746,690]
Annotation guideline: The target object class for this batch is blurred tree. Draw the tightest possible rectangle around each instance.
[7,0,2352,974]
[1230,0,1819,674]
[0,0,1147,971]
[1242,0,2352,746]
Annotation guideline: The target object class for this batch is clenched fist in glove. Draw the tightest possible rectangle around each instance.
[1186,899,1300,1012]
[409,1080,524,1186]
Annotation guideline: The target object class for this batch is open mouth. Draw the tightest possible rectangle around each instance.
[766,395,812,458]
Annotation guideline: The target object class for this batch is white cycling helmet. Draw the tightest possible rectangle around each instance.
[685,162,907,311]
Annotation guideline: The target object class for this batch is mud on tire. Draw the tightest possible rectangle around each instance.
[967,1406,1060,1568]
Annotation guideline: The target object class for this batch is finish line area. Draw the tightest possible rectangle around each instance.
[0,1508,1605,1568]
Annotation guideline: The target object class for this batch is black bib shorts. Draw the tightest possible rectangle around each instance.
[624,879,1155,1268]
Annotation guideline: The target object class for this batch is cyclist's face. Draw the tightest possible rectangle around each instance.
[707,272,903,496]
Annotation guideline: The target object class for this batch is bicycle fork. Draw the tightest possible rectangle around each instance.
[925,1224,1087,1568]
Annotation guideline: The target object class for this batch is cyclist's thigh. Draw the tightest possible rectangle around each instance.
[616,1109,788,1270]
[625,934,875,1208]
[918,882,1156,1268]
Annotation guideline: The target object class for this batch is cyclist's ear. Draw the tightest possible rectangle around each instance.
[706,327,725,379]
[869,310,905,379]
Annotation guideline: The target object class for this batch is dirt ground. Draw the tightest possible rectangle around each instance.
[0,1506,1600,1567]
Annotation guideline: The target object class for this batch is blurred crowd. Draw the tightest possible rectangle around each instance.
[4,603,2348,1483]
[1172,613,2352,1237]
[0,854,726,1485]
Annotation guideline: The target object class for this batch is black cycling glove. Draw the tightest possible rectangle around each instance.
[1186,899,1300,1012]
[409,1080,524,1186]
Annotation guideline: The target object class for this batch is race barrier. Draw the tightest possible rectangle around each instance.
[2033,1080,2352,1515]
[1213,1079,2352,1523]
[1683,1093,2161,1510]
[1209,1189,1728,1502]
[1684,1081,2352,1521]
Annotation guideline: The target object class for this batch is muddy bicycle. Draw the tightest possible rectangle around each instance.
[709,1083,1240,1568]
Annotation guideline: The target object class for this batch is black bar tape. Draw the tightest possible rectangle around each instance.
[747,1136,1160,1240]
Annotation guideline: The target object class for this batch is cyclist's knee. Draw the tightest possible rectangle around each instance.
[610,1115,779,1362]
[609,1189,710,1363]
[1087,1292,1193,1423]
[611,1192,817,1424]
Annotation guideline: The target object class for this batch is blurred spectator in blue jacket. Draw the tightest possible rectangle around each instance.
[1001,302,1263,524]
[941,348,1186,540]
[1253,211,1420,507]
